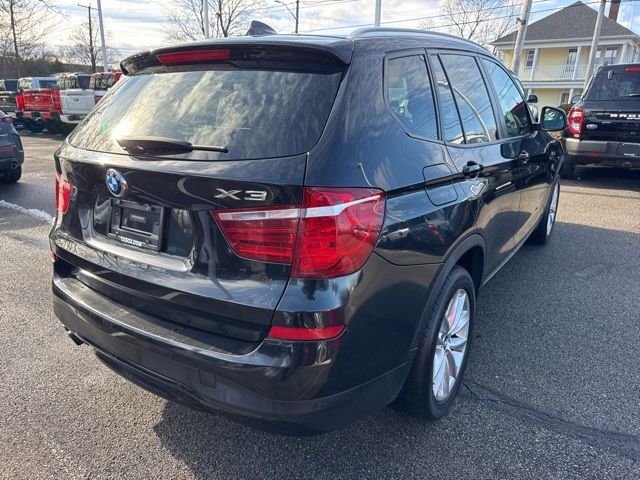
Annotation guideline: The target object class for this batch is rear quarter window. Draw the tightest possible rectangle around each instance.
[69,67,342,160]
[386,54,438,139]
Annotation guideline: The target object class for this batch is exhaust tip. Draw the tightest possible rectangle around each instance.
[9,161,18,170]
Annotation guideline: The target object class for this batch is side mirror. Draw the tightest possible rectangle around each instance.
[540,106,567,131]
[570,95,581,104]
[526,94,538,104]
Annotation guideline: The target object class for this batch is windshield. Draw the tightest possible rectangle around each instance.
[69,67,342,160]
[587,69,640,100]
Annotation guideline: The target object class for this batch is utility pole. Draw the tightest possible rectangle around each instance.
[204,0,210,38]
[96,0,108,72]
[584,0,606,88]
[275,0,299,33]
[9,0,21,77]
[511,0,533,74]
[374,0,382,27]
[78,4,96,72]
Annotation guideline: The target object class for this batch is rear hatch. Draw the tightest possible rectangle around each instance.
[60,88,95,116]
[22,89,59,112]
[580,66,640,143]
[52,41,349,344]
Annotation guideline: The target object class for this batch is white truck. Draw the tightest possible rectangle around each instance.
[60,72,122,126]
[59,73,93,125]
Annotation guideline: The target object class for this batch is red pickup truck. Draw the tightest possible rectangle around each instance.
[15,77,63,133]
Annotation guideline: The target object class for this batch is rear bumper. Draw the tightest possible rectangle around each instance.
[0,149,24,170]
[17,111,61,121]
[60,114,85,124]
[564,138,640,167]
[52,272,409,430]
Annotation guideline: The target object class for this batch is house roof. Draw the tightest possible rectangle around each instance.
[492,1,638,45]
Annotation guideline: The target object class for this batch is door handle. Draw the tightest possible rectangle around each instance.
[462,162,483,177]
[518,151,530,163]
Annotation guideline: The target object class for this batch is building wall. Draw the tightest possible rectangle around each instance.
[529,88,584,108]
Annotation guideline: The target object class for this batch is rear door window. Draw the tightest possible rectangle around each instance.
[440,54,498,144]
[481,59,532,138]
[386,55,438,139]
[69,67,342,160]
[429,56,464,144]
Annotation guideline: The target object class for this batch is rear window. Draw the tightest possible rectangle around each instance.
[1,80,18,91]
[69,67,342,160]
[58,75,90,90]
[90,73,118,90]
[587,68,640,100]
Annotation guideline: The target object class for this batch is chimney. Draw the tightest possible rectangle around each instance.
[609,0,621,22]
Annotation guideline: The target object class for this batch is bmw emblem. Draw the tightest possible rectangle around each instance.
[105,169,128,197]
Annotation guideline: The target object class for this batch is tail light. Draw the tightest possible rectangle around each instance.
[94,95,102,104]
[268,325,346,341]
[567,107,585,138]
[213,187,385,279]
[16,94,24,111]
[625,67,640,73]
[55,173,72,213]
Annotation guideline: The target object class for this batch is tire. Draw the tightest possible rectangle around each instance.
[1,166,22,184]
[25,120,44,134]
[395,265,475,420]
[529,180,559,245]
[559,156,575,179]
[45,121,60,134]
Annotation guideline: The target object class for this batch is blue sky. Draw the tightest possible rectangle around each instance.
[49,0,640,60]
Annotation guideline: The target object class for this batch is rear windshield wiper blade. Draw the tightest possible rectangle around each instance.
[116,136,228,154]
[627,93,640,97]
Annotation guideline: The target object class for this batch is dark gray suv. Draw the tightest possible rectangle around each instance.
[50,28,567,430]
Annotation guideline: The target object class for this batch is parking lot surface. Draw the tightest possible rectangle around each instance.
[1,133,639,479]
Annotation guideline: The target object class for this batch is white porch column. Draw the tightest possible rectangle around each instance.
[620,43,628,63]
[572,46,583,80]
[527,88,533,98]
[569,88,575,101]
[530,48,540,81]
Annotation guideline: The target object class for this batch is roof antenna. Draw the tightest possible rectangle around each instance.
[246,21,277,36]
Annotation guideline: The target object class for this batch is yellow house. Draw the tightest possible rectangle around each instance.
[491,1,640,108]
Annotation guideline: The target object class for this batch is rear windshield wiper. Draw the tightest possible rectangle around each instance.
[627,93,640,97]
[116,136,228,154]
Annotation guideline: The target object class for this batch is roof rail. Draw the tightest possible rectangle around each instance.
[346,27,487,50]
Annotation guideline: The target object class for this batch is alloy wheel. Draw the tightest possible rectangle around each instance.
[547,182,559,236]
[432,288,470,401]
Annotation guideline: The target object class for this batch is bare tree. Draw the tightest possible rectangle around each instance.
[419,0,518,48]
[0,0,57,77]
[62,12,120,72]
[164,0,265,42]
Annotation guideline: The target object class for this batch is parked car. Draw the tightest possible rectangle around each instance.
[50,29,567,431]
[90,71,122,104]
[15,76,61,134]
[0,79,20,117]
[0,110,24,184]
[59,73,92,127]
[562,63,640,178]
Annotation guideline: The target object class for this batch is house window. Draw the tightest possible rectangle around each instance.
[525,50,535,68]
[560,92,570,105]
[596,47,618,65]
[566,48,578,66]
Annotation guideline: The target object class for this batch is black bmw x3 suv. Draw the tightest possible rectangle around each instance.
[50,28,567,431]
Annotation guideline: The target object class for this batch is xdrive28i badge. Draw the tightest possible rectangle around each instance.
[105,169,128,197]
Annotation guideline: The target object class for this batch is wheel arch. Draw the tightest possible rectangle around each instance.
[409,234,485,350]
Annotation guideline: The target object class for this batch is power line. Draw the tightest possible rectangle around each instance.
[306,0,640,32]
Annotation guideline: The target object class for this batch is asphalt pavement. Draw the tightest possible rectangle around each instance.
[1,133,639,479]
